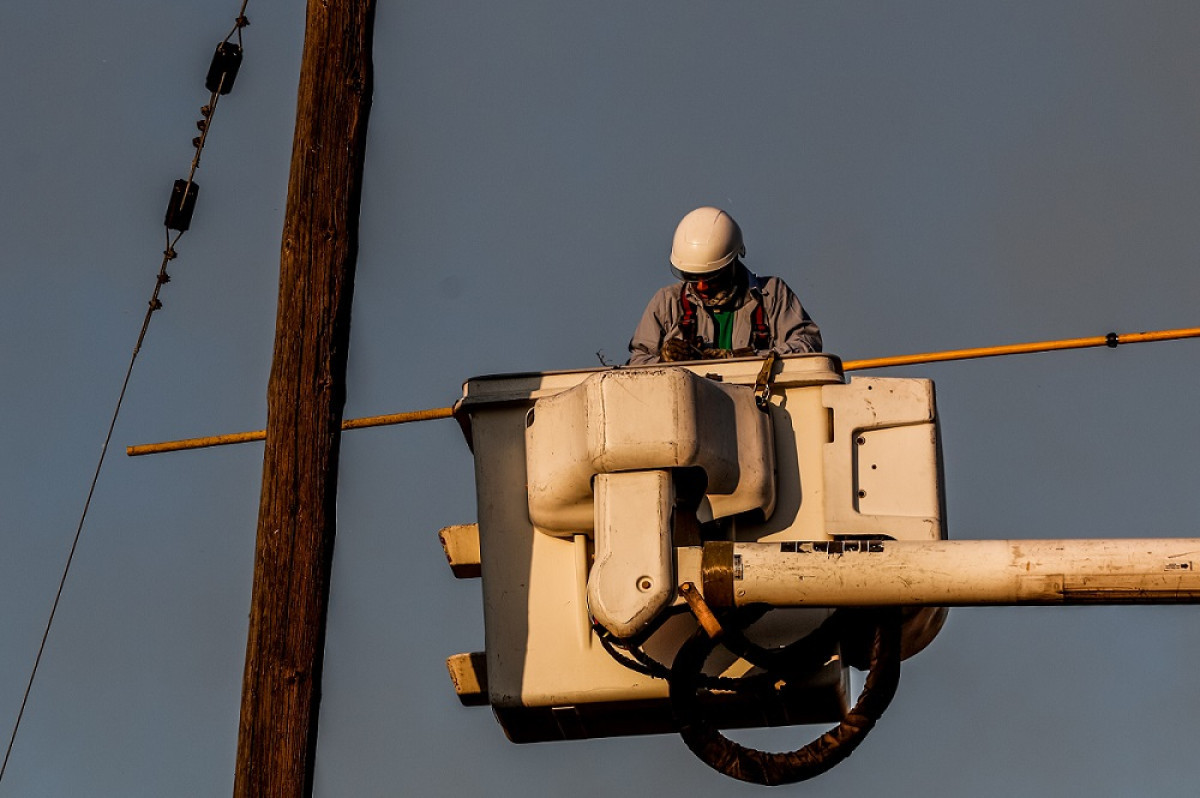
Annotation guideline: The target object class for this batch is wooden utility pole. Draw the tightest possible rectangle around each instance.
[233,0,375,795]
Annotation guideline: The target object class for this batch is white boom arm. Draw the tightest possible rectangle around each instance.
[698,538,1200,608]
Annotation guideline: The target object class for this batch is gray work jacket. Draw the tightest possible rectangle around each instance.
[627,271,822,365]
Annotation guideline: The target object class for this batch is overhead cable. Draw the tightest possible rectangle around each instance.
[1,4,251,784]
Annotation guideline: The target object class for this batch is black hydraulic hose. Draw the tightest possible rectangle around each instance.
[668,608,903,786]
[595,604,777,687]
[716,606,846,675]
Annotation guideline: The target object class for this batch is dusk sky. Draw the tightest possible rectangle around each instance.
[3,2,1200,795]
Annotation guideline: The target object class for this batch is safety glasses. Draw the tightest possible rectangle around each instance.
[676,264,735,295]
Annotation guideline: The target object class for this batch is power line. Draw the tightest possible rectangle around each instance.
[0,5,251,784]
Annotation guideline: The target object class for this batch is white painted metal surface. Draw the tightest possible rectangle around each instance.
[821,377,942,540]
[525,366,775,533]
[526,366,775,637]
[588,471,676,638]
[724,538,1200,606]
[451,353,948,741]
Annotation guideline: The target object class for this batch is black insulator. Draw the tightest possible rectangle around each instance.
[196,119,207,132]
[205,42,242,95]
[165,179,199,232]
[200,104,212,117]
[1106,332,1120,348]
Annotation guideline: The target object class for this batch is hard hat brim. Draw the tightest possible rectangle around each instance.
[671,260,737,283]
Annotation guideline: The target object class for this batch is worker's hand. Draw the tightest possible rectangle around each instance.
[699,347,733,359]
[660,338,695,362]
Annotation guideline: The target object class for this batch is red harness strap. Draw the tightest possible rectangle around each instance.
[679,288,698,346]
[751,299,771,351]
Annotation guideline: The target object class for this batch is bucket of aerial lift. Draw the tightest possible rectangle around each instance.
[444,353,947,743]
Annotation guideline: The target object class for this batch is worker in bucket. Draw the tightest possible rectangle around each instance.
[627,206,822,364]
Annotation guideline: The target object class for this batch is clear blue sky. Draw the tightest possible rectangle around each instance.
[2,1,1199,795]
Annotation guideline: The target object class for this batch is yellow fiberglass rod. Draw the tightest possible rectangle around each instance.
[840,325,1200,371]
[126,325,1200,457]
[125,407,454,457]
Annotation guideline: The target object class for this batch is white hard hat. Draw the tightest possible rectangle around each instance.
[669,206,745,277]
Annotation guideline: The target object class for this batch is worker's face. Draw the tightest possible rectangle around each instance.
[683,264,735,301]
